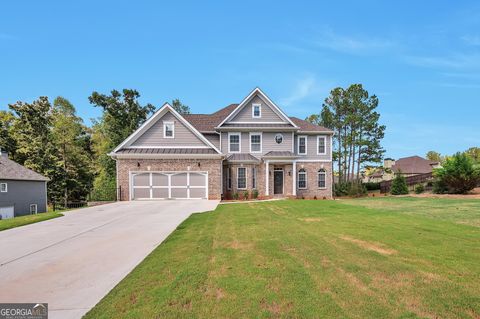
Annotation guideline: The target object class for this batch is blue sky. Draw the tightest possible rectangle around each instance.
[1,1,479,159]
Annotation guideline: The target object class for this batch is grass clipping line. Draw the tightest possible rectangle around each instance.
[339,235,397,255]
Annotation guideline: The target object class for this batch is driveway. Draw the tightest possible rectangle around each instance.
[0,200,219,319]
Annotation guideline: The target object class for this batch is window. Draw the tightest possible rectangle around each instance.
[228,133,241,153]
[298,136,307,155]
[252,104,261,118]
[252,167,257,189]
[0,183,7,193]
[318,169,326,188]
[250,133,262,153]
[30,204,37,214]
[237,167,247,189]
[275,133,283,144]
[164,121,174,138]
[298,169,307,189]
[227,167,232,190]
[317,136,326,155]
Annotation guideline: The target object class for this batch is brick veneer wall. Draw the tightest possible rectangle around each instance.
[296,161,333,199]
[116,158,222,200]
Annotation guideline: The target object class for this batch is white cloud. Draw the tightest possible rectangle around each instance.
[279,74,335,108]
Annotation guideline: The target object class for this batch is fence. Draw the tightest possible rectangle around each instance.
[380,173,433,193]
[51,201,88,211]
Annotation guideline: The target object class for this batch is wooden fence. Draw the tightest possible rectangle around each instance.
[380,173,434,193]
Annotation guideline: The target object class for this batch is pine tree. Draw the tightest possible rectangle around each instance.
[390,173,409,195]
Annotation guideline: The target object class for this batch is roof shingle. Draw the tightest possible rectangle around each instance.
[0,156,49,181]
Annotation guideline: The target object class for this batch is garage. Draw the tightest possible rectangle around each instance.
[0,206,14,220]
[131,171,208,200]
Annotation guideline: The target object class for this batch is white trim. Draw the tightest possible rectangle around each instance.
[217,88,299,128]
[252,166,257,189]
[228,132,241,153]
[274,133,284,145]
[265,160,269,196]
[297,135,307,155]
[317,135,327,155]
[330,134,333,161]
[317,169,327,189]
[111,153,223,160]
[228,121,289,124]
[249,132,262,153]
[112,103,221,154]
[295,159,332,163]
[237,167,247,190]
[163,121,174,138]
[291,132,294,152]
[30,204,38,214]
[292,161,297,196]
[0,183,7,192]
[298,169,307,189]
[252,103,262,118]
[126,145,210,149]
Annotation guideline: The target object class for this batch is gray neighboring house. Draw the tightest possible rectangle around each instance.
[0,150,49,219]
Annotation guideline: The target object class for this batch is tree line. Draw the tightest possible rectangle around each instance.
[0,89,189,205]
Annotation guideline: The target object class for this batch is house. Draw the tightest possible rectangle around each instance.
[364,156,441,183]
[109,88,334,200]
[0,150,49,219]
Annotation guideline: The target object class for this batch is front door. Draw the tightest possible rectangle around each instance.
[274,169,283,195]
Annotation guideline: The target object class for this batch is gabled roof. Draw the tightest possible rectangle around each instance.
[217,88,299,128]
[0,156,49,181]
[111,103,222,155]
[391,156,438,174]
[183,104,237,133]
[290,117,333,133]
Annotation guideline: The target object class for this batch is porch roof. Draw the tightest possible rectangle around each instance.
[262,151,299,159]
[226,153,261,163]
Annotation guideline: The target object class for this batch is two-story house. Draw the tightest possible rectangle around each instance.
[110,88,333,200]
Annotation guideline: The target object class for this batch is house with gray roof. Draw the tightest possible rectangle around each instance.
[0,150,49,219]
[109,88,333,200]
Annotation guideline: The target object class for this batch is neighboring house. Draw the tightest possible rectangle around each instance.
[364,156,440,183]
[0,150,49,219]
[109,88,334,200]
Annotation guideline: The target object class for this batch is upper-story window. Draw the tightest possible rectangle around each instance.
[298,136,307,155]
[0,183,7,192]
[317,136,326,155]
[250,133,262,153]
[228,133,241,153]
[163,121,174,138]
[252,104,261,118]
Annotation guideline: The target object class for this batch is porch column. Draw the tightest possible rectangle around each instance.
[292,161,296,196]
[265,160,269,196]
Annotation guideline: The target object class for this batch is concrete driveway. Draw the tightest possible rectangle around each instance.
[0,200,219,319]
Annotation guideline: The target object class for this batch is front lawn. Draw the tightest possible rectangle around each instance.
[0,211,63,232]
[85,198,480,319]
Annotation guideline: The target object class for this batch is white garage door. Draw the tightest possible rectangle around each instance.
[131,172,208,200]
[0,206,14,220]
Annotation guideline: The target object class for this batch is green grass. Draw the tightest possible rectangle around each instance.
[0,211,63,232]
[84,198,480,319]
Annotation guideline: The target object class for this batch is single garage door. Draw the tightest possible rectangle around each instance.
[0,206,14,220]
[131,172,208,200]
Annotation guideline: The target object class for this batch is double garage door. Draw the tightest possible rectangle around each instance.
[131,171,208,200]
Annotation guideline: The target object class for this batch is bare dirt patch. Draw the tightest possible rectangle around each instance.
[339,235,397,255]
[298,217,323,222]
[226,240,253,250]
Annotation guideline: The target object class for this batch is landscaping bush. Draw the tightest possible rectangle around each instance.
[432,179,448,194]
[232,192,239,200]
[434,152,480,194]
[363,182,381,191]
[243,191,249,200]
[334,182,366,197]
[414,184,425,194]
[252,189,259,199]
[390,174,409,195]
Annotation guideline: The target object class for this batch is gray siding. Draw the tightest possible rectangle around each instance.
[294,134,332,161]
[229,95,286,123]
[204,133,220,149]
[221,131,293,155]
[0,179,47,217]
[132,112,208,147]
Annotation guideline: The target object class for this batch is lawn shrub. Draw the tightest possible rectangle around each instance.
[334,182,367,197]
[252,189,259,199]
[415,184,425,194]
[391,174,409,195]
[363,182,381,191]
[433,152,480,194]
[232,192,239,200]
[243,191,249,200]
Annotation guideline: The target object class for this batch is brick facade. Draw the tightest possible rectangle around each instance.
[116,158,222,200]
[295,161,333,199]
